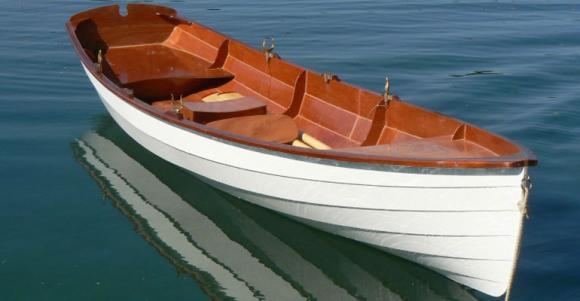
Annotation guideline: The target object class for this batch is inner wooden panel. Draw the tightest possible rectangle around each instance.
[294,71,380,148]
[72,5,177,55]
[163,26,225,62]
[223,40,303,114]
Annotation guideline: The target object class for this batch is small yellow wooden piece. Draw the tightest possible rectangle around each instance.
[301,133,331,150]
[202,92,244,102]
[292,140,311,148]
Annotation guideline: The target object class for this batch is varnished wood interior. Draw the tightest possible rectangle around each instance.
[67,4,537,168]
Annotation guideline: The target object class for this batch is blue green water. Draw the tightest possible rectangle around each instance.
[1,0,579,300]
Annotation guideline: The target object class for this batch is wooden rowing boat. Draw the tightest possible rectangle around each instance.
[67,4,537,297]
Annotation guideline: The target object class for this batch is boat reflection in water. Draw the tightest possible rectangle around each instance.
[73,118,481,301]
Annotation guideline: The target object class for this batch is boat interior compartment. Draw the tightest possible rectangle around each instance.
[68,4,537,165]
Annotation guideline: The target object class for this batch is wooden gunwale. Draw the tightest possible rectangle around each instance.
[66,4,537,169]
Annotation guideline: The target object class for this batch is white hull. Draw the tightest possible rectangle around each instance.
[83,64,527,297]
[78,131,479,301]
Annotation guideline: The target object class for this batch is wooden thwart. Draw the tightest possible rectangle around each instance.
[207,114,299,144]
[181,96,267,124]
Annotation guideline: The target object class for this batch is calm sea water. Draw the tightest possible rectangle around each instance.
[1,0,579,300]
